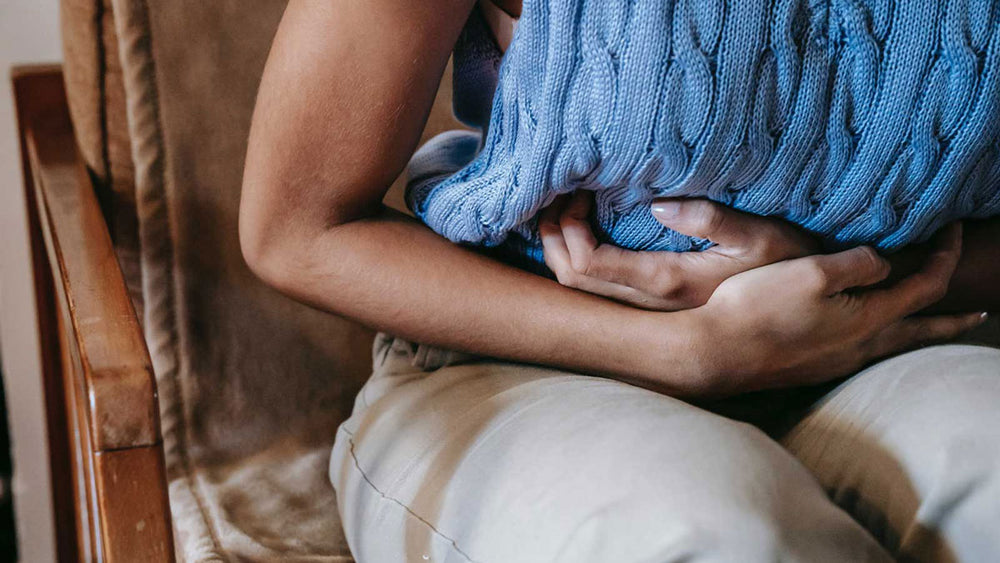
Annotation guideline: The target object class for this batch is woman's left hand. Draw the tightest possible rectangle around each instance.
[539,191,820,311]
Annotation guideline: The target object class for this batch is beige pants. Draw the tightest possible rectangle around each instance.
[331,325,1000,563]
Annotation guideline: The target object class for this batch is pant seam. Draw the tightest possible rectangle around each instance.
[342,427,481,563]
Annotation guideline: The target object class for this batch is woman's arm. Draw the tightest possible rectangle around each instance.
[934,218,1000,313]
[540,192,1000,314]
[239,0,707,392]
[866,217,1000,314]
[539,191,821,311]
[240,1,983,398]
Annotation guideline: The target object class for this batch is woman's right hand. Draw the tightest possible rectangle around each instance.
[685,223,987,397]
[540,191,820,311]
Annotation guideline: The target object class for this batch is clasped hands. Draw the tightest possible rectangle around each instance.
[539,191,987,393]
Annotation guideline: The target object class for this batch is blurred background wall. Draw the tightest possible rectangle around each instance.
[0,1,61,561]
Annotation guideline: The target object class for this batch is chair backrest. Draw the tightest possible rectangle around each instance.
[61,0,464,470]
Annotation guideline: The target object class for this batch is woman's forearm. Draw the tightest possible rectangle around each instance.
[239,3,714,393]
[939,217,1000,313]
[879,218,1000,314]
[249,205,710,394]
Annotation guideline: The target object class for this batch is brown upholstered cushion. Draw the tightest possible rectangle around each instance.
[61,0,143,320]
[61,0,105,178]
[104,0,464,559]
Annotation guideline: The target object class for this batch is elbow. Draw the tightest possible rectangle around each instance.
[239,180,366,298]
[238,183,309,295]
[239,204,286,292]
[239,171,378,296]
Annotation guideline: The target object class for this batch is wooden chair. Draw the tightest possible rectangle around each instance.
[13,1,462,560]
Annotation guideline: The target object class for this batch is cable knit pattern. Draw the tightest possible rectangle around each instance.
[408,0,1000,268]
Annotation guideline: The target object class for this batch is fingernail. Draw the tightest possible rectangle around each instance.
[651,200,682,219]
[979,312,989,323]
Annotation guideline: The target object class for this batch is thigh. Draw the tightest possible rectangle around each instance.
[780,344,1000,562]
[332,335,889,563]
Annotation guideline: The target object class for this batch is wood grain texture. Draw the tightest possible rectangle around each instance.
[14,64,174,562]
[26,85,159,453]
[94,447,173,562]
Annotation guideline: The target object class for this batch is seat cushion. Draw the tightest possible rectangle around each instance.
[174,439,352,562]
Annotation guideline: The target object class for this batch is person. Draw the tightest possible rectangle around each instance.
[239,1,1000,561]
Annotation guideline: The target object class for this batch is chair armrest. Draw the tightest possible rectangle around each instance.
[22,76,159,452]
[14,65,173,561]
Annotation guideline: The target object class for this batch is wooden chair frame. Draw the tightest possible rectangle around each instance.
[12,65,174,562]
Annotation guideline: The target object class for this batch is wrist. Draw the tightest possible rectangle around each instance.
[628,307,723,397]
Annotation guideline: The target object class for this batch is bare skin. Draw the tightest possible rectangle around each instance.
[542,191,1000,314]
[239,1,992,398]
[491,0,522,16]
[541,191,820,311]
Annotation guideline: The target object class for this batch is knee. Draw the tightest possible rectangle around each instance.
[840,345,1000,476]
[544,420,884,562]
[783,345,1000,559]
[898,430,1000,560]
[553,492,887,563]
[555,505,786,562]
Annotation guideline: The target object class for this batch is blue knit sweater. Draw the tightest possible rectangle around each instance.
[407,0,1000,270]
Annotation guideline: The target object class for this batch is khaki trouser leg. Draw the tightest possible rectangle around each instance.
[781,344,1000,563]
[331,335,891,563]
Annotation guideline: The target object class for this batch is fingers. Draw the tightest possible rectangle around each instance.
[540,194,661,305]
[540,192,699,309]
[868,311,988,358]
[541,222,674,308]
[806,246,891,295]
[866,223,963,319]
[550,191,665,288]
[651,199,748,246]
[539,194,573,274]
[559,191,600,273]
[650,197,783,248]
[543,192,795,308]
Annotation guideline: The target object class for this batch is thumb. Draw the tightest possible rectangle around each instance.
[651,198,762,247]
[809,246,892,295]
